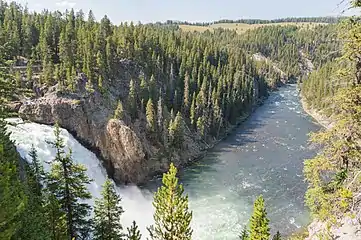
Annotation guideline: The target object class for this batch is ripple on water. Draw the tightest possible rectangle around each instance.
[8,85,317,239]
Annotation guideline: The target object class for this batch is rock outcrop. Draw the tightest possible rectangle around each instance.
[18,60,205,184]
[306,214,361,240]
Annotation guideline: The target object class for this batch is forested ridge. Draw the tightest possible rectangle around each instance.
[159,16,343,27]
[0,1,285,239]
[0,0,273,151]
[1,0,361,239]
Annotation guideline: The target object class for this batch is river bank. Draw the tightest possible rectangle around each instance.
[300,97,332,129]
[8,85,319,239]
[188,95,268,166]
[147,85,319,239]
[299,94,361,240]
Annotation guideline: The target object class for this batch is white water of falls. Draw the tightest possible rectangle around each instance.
[6,118,154,237]
[6,85,318,239]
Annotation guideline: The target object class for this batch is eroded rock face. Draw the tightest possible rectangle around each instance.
[104,119,147,183]
[19,60,265,184]
[18,60,205,184]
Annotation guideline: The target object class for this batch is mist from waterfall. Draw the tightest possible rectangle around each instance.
[6,118,155,237]
[6,85,320,239]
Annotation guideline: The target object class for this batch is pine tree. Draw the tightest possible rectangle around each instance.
[0,45,18,118]
[249,195,270,240]
[0,120,26,240]
[149,74,156,100]
[47,123,92,240]
[146,98,156,132]
[44,193,66,240]
[28,146,44,196]
[26,58,33,82]
[168,112,184,148]
[126,221,142,240]
[16,147,50,240]
[190,92,196,127]
[183,71,190,116]
[340,1,361,86]
[15,71,22,88]
[0,45,26,240]
[96,50,106,80]
[148,163,193,240]
[157,95,164,133]
[197,116,206,139]
[114,100,124,120]
[272,231,282,240]
[128,79,137,119]
[93,179,124,240]
[239,225,249,240]
[140,75,149,103]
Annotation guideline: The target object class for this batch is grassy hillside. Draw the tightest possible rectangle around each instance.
[180,22,327,34]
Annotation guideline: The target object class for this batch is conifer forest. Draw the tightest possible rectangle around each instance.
[1,0,361,239]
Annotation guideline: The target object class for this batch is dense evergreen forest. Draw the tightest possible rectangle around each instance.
[1,0,361,239]
[301,1,361,239]
[0,1,284,239]
[161,16,343,27]
[238,23,340,78]
[0,0,273,150]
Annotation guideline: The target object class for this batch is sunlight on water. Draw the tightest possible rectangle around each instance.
[6,85,318,239]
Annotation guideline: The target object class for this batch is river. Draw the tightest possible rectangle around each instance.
[7,84,320,239]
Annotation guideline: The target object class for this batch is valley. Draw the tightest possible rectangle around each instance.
[1,0,361,239]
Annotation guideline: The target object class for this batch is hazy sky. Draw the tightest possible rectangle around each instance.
[6,0,352,24]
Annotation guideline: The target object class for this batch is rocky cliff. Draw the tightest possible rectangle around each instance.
[18,60,207,184]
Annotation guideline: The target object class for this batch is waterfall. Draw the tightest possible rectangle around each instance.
[5,86,317,240]
[6,118,154,237]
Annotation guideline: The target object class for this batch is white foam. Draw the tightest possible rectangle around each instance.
[6,118,154,237]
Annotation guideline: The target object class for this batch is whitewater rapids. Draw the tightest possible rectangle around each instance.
[7,85,320,239]
[6,118,155,237]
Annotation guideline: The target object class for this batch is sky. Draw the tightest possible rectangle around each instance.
[6,0,354,24]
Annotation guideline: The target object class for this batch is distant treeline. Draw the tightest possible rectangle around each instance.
[159,17,345,26]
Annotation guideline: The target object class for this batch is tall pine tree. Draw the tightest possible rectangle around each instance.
[0,43,26,240]
[148,163,193,240]
[93,179,125,240]
[249,195,270,240]
[126,221,142,240]
[47,123,92,240]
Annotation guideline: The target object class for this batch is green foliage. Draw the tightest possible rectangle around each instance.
[0,121,26,240]
[168,112,185,148]
[26,59,33,82]
[339,8,361,86]
[128,79,137,119]
[0,47,26,239]
[301,61,345,110]
[146,98,156,132]
[303,2,361,225]
[249,195,270,240]
[272,231,282,240]
[126,221,142,240]
[93,179,125,240]
[114,100,124,120]
[0,1,280,150]
[148,163,193,240]
[304,86,361,220]
[239,225,249,240]
[0,44,17,118]
[288,228,309,240]
[15,147,50,240]
[47,123,93,239]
